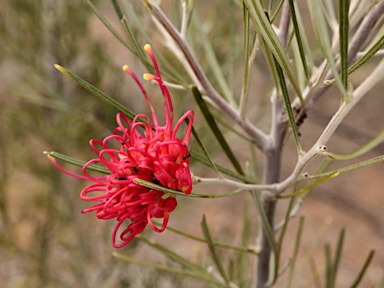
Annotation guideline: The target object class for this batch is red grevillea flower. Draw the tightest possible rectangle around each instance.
[49,44,194,248]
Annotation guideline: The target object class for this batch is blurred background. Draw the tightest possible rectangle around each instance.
[0,0,383,287]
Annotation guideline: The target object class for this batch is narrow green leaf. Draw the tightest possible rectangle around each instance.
[228,260,235,284]
[268,0,274,16]
[272,198,295,285]
[309,257,322,288]
[258,32,281,97]
[248,142,260,183]
[380,272,384,288]
[278,172,339,199]
[158,222,258,254]
[238,203,251,287]
[187,116,222,177]
[347,33,384,76]
[229,0,236,97]
[191,86,244,175]
[118,0,188,84]
[310,155,384,179]
[83,0,134,52]
[111,0,124,19]
[244,0,303,103]
[114,0,187,84]
[251,191,277,255]
[189,150,257,183]
[133,178,186,195]
[54,65,136,120]
[322,129,384,160]
[330,228,345,286]
[292,0,315,71]
[270,0,286,23]
[134,178,243,198]
[185,0,196,32]
[137,235,209,275]
[239,2,251,118]
[339,0,350,90]
[213,112,253,143]
[308,0,347,98]
[274,57,302,154]
[119,0,156,69]
[46,151,109,174]
[188,116,252,184]
[295,219,333,287]
[324,0,337,28]
[192,15,236,106]
[286,216,305,287]
[288,0,309,82]
[325,243,333,288]
[120,15,147,61]
[350,250,375,288]
[277,198,294,248]
[112,252,226,287]
[201,215,230,286]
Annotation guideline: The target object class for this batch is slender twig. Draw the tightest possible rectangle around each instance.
[193,175,276,191]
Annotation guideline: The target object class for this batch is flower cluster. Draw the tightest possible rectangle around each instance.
[50,44,194,248]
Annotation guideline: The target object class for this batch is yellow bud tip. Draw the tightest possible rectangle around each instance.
[143,73,151,81]
[53,64,64,73]
[122,65,130,72]
[144,44,151,52]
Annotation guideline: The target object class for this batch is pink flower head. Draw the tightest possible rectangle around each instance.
[49,44,194,248]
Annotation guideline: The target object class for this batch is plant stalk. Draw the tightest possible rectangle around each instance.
[255,150,281,288]
[255,99,288,288]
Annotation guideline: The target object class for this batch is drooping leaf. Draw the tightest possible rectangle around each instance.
[339,0,350,90]
[46,151,109,174]
[191,86,245,175]
[308,0,347,98]
[244,0,303,103]
[350,250,375,288]
[278,172,339,199]
[201,215,230,286]
[191,15,236,106]
[54,64,136,119]
[285,216,305,287]
[288,0,309,82]
[347,33,384,76]
[274,57,302,154]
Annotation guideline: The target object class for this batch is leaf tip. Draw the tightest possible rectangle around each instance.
[54,64,66,74]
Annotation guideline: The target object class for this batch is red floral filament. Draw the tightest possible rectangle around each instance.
[49,44,194,248]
